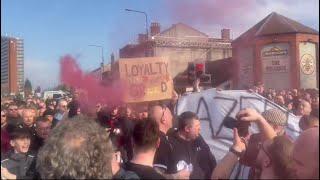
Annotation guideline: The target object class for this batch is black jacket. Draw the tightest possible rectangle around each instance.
[166,131,205,179]
[193,135,217,179]
[1,150,36,179]
[29,135,45,154]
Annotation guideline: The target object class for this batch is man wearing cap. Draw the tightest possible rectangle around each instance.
[239,108,288,179]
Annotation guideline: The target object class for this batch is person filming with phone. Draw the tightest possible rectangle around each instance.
[212,108,294,179]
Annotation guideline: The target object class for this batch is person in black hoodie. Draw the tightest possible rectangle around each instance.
[1,127,36,179]
[123,119,165,179]
[67,100,81,118]
[29,117,52,154]
[166,111,206,179]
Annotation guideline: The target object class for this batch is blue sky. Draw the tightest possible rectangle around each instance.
[1,0,319,89]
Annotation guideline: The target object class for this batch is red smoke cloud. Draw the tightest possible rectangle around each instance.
[165,0,256,26]
[60,55,124,110]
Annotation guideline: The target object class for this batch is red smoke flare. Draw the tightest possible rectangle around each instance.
[60,55,124,110]
[165,0,256,26]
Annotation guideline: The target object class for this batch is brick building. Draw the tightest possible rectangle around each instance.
[1,36,24,95]
[119,22,232,80]
[232,12,319,90]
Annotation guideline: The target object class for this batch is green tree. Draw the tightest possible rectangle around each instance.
[24,78,33,97]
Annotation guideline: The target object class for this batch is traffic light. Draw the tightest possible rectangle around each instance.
[188,62,211,86]
[199,74,211,84]
[195,63,205,77]
[187,63,196,84]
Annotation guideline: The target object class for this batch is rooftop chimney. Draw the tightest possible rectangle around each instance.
[150,22,161,36]
[138,33,147,44]
[221,29,230,40]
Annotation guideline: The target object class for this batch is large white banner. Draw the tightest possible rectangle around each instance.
[176,89,300,179]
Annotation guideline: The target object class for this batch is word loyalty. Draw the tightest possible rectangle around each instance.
[124,62,169,77]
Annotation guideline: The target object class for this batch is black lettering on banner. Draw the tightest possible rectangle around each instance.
[196,97,215,138]
[144,63,151,75]
[272,61,280,65]
[239,96,263,113]
[161,82,167,92]
[150,63,157,75]
[213,97,238,139]
[131,65,139,76]
[175,92,301,179]
[163,62,169,73]
[125,64,129,77]
[155,62,162,74]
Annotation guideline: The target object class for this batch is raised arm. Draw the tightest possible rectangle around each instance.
[236,108,277,140]
[211,128,246,179]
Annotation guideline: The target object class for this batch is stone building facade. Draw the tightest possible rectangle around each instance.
[119,23,232,79]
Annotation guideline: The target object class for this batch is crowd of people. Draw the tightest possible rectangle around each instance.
[1,85,319,179]
[249,83,318,117]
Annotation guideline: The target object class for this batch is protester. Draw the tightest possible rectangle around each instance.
[1,124,11,157]
[296,100,312,117]
[6,103,22,128]
[214,108,319,179]
[42,108,55,123]
[21,109,37,136]
[149,105,190,179]
[123,119,165,179]
[290,127,319,179]
[29,116,52,153]
[67,99,81,118]
[7,104,20,120]
[311,107,319,118]
[299,115,319,131]
[212,108,293,179]
[275,95,286,108]
[52,99,68,128]
[212,130,293,179]
[1,127,36,179]
[164,111,207,179]
[1,109,7,128]
[311,95,319,110]
[36,116,113,179]
[117,108,135,162]
[254,135,294,179]
[0,85,318,179]
[239,108,288,178]
[37,101,46,117]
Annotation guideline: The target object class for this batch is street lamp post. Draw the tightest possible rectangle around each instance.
[88,45,104,80]
[125,8,148,38]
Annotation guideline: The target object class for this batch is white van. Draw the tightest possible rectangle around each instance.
[43,90,65,100]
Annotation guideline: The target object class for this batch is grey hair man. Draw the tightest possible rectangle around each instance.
[36,116,113,179]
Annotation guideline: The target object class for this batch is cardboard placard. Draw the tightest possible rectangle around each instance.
[118,57,173,103]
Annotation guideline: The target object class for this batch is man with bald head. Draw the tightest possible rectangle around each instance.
[149,105,190,179]
[290,127,319,179]
[149,105,173,167]
[149,105,173,135]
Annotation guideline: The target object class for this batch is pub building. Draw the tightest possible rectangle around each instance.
[232,12,319,90]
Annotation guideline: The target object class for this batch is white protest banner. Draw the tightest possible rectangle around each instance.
[176,89,300,179]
